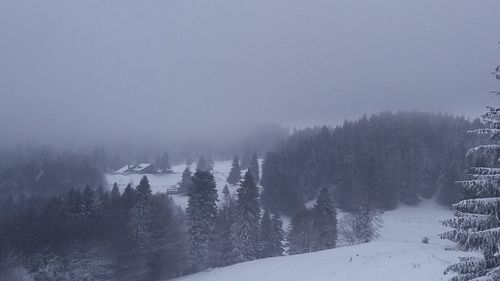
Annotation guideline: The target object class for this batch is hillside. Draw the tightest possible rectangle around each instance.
[172,200,477,281]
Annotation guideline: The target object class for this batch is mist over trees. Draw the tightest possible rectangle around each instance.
[0,147,103,198]
[261,111,481,215]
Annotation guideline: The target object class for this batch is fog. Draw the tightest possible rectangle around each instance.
[1,0,500,148]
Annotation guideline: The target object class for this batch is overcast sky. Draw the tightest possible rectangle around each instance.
[1,0,500,147]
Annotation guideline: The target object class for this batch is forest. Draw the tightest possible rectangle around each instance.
[261,112,482,215]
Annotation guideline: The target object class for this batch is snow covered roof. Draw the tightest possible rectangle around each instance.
[114,163,153,174]
[133,163,152,172]
[115,165,131,174]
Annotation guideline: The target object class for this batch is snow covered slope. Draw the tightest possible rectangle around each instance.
[172,200,477,281]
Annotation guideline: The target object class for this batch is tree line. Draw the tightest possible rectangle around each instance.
[0,165,287,280]
[261,111,481,215]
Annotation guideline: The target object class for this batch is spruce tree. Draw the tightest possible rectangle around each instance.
[65,188,83,215]
[128,176,153,248]
[232,171,261,262]
[441,63,500,280]
[147,194,188,280]
[178,166,193,194]
[270,212,285,257]
[196,155,210,172]
[82,185,100,216]
[136,176,152,201]
[287,208,317,254]
[186,170,218,271]
[259,209,274,258]
[227,156,242,185]
[249,152,260,184]
[110,183,120,203]
[208,187,237,267]
[313,187,337,250]
[121,184,136,212]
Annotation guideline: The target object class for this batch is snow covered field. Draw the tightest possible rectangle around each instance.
[105,160,237,209]
[171,200,477,281]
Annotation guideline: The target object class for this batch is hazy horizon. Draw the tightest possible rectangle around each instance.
[1,0,500,147]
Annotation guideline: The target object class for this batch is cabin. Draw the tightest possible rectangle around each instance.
[114,163,157,174]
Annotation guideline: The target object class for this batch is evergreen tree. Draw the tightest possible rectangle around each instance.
[232,171,261,262]
[208,187,237,267]
[287,208,317,254]
[178,166,193,194]
[249,152,260,184]
[110,183,120,203]
[82,185,100,216]
[222,185,234,207]
[186,170,218,271]
[227,156,242,185]
[196,155,210,172]
[121,184,136,212]
[136,176,152,201]
[259,209,273,258]
[270,212,285,257]
[258,210,284,258]
[128,176,153,248]
[313,187,337,250]
[146,194,188,280]
[441,63,500,280]
[64,188,83,215]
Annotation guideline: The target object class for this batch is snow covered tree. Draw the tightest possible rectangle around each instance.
[249,152,260,184]
[146,194,188,280]
[313,187,337,250]
[136,176,152,201]
[196,155,210,172]
[128,176,153,248]
[121,184,136,212]
[259,209,285,258]
[64,188,83,215]
[351,202,380,244]
[232,171,261,262]
[270,212,285,256]
[259,209,273,258]
[227,156,242,185]
[186,170,218,271]
[81,185,101,216]
[208,186,237,267]
[287,208,317,254]
[178,166,193,194]
[441,63,500,281]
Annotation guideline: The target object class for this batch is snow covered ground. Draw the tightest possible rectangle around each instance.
[171,200,478,281]
[106,161,478,281]
[104,160,238,209]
